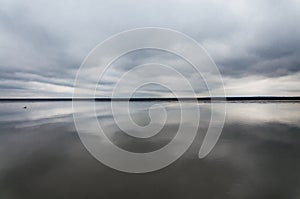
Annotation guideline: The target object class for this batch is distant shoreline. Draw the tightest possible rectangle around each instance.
[0,97,300,101]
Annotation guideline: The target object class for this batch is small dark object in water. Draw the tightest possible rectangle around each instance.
[23,106,27,109]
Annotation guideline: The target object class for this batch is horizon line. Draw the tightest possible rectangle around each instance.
[0,96,300,101]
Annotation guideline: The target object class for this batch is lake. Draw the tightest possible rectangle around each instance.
[0,101,299,199]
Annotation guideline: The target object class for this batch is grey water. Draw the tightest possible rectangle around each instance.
[0,101,299,199]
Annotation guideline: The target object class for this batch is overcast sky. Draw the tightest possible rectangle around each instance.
[0,0,300,97]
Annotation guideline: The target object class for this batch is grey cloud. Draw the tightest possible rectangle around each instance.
[202,0,300,78]
[0,0,299,97]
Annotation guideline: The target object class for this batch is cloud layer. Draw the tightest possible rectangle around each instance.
[0,0,300,97]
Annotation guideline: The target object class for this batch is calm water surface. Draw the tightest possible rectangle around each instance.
[0,101,299,199]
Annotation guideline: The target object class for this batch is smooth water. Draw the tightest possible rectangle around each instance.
[0,101,299,199]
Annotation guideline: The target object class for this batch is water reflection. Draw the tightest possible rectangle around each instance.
[0,101,299,199]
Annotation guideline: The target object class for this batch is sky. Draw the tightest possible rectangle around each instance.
[0,0,300,98]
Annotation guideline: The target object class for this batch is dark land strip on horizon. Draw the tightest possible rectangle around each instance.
[0,97,300,102]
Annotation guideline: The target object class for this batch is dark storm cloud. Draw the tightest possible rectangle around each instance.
[216,34,300,77]
[0,0,299,97]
